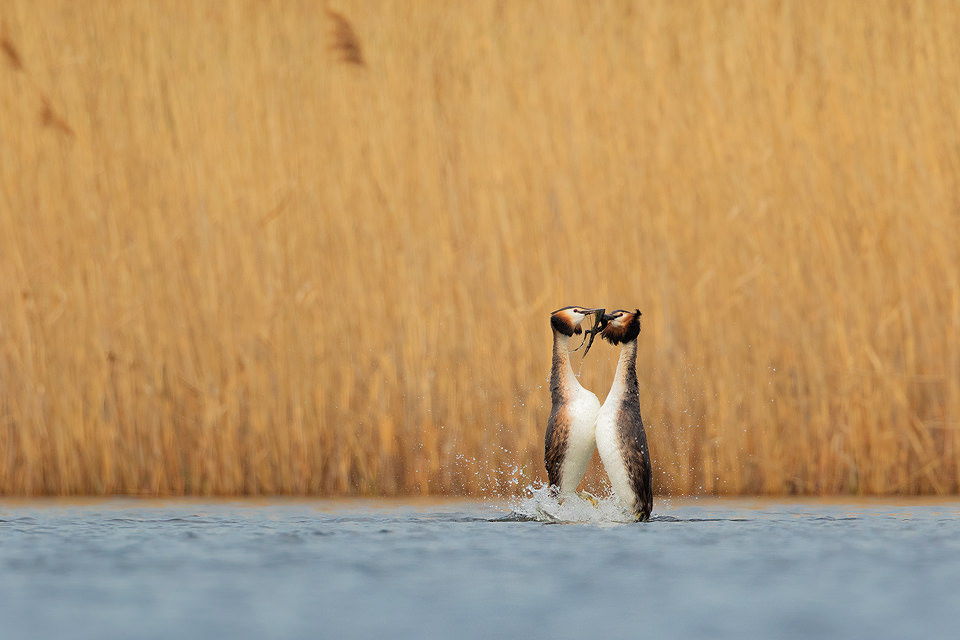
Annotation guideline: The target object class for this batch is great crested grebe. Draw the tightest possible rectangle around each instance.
[544,305,604,499]
[595,309,652,521]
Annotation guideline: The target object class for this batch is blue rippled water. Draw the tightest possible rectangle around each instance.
[2,497,959,639]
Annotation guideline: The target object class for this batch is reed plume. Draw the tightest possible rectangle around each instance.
[327,10,365,67]
[1,36,23,71]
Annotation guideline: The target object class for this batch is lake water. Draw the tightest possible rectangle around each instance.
[2,494,959,639]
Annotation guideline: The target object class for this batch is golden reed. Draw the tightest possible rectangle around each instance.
[1,1,958,496]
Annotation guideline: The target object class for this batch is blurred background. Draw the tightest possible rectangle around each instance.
[1,1,958,496]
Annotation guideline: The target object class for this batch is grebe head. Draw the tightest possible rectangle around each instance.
[550,305,602,337]
[600,309,642,344]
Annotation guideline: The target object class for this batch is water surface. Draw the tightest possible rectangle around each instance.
[2,497,958,639]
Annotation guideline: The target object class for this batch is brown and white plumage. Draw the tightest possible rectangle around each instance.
[544,306,602,495]
[595,309,653,521]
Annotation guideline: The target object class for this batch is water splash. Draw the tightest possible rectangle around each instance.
[454,452,530,497]
[506,483,638,524]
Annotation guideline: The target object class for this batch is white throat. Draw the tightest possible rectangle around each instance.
[605,340,637,403]
[553,333,586,391]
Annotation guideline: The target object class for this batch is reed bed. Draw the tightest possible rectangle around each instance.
[1,0,958,496]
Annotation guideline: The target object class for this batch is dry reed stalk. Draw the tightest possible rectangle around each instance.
[0,0,958,496]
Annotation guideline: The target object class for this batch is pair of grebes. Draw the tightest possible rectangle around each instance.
[546,306,652,521]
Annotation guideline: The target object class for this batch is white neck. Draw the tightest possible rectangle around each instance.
[606,340,637,402]
[551,332,583,397]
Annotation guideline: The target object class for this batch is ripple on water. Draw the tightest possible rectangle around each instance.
[2,498,960,640]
